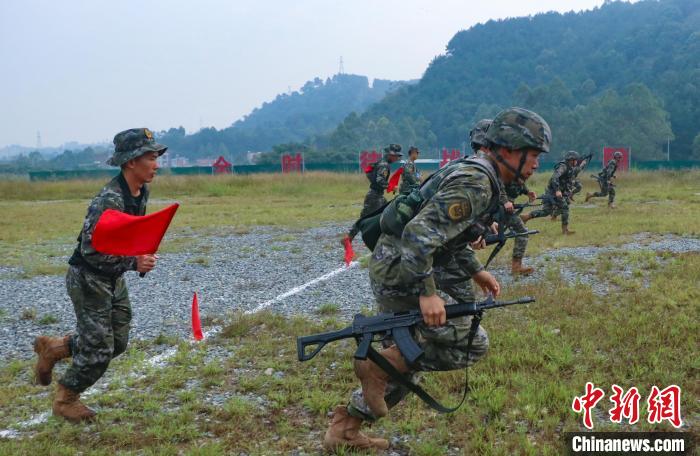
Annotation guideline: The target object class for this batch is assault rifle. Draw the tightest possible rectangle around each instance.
[297,295,535,412]
[297,295,534,364]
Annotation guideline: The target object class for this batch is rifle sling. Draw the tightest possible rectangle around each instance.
[365,312,482,414]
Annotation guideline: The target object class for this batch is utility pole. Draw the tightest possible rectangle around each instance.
[36,131,42,149]
[338,56,345,75]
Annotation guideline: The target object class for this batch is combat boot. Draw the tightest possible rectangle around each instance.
[562,225,575,235]
[585,192,593,202]
[52,384,96,423]
[608,202,616,209]
[34,335,71,386]
[353,345,408,418]
[511,258,534,276]
[323,405,389,452]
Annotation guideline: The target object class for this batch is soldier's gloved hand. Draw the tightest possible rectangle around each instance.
[136,254,158,273]
[419,294,446,327]
[473,270,500,297]
[528,191,537,203]
[504,201,514,214]
[555,190,563,199]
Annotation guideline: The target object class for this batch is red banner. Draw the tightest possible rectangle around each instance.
[281,153,304,173]
[603,147,630,171]
[440,148,462,168]
[359,150,381,171]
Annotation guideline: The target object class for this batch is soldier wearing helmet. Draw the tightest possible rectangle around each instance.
[469,118,492,153]
[470,118,538,275]
[586,150,624,208]
[33,128,165,423]
[343,144,403,243]
[323,108,550,452]
[521,150,581,235]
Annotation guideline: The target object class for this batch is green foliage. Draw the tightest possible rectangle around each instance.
[312,0,700,161]
[157,74,407,163]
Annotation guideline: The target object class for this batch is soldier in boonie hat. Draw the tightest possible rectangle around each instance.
[383,143,403,157]
[107,128,167,167]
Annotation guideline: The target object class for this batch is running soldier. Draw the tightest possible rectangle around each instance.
[586,150,623,208]
[323,108,551,451]
[344,144,402,243]
[522,150,579,235]
[32,128,165,422]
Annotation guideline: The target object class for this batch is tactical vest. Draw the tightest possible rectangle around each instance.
[358,156,502,251]
[68,174,147,277]
[365,160,387,192]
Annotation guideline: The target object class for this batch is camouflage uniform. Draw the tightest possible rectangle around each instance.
[503,182,531,259]
[348,149,397,239]
[590,159,618,204]
[59,129,165,393]
[398,159,420,195]
[527,160,576,226]
[348,157,501,421]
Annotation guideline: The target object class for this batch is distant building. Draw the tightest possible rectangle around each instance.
[247,151,264,164]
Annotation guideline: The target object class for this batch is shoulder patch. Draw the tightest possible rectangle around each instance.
[447,200,471,221]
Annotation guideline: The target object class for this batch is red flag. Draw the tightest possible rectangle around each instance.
[386,167,404,193]
[343,237,355,266]
[93,203,179,256]
[192,292,203,341]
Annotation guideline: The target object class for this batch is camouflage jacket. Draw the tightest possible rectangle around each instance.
[398,160,420,194]
[546,161,575,195]
[504,181,530,202]
[366,156,391,192]
[599,160,618,181]
[369,158,501,297]
[68,173,148,276]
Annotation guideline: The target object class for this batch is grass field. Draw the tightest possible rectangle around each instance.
[0,170,698,454]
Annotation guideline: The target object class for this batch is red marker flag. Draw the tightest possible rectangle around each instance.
[191,292,204,341]
[93,203,179,256]
[386,167,404,193]
[343,236,355,266]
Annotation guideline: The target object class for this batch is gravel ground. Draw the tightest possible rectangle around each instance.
[2,225,699,361]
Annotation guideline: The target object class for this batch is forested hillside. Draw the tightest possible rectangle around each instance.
[312,0,700,161]
[157,74,406,163]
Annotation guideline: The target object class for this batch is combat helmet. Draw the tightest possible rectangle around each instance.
[107,128,167,167]
[485,107,551,153]
[613,151,623,160]
[469,119,492,152]
[564,151,580,161]
[484,107,551,181]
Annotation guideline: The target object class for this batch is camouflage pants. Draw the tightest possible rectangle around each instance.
[348,266,488,422]
[59,266,132,393]
[504,211,529,260]
[348,189,387,238]
[591,180,615,204]
[528,195,569,226]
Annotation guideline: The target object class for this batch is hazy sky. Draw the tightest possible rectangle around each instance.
[0,0,617,148]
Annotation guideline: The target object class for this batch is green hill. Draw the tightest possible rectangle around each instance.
[314,0,700,161]
[157,74,407,163]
